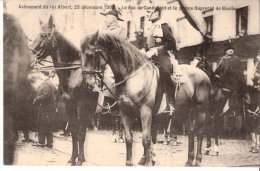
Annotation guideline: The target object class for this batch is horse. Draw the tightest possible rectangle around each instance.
[190,56,221,155]
[30,15,98,166]
[81,32,211,166]
[4,13,35,164]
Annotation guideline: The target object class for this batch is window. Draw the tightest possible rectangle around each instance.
[204,15,213,37]
[140,16,145,31]
[127,21,131,38]
[236,6,248,36]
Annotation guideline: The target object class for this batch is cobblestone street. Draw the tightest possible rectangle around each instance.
[12,130,260,167]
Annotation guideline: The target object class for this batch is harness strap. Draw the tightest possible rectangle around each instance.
[34,65,81,71]
[101,62,155,104]
[113,62,149,87]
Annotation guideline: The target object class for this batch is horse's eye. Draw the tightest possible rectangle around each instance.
[48,33,51,36]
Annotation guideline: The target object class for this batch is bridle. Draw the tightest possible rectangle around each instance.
[81,45,155,103]
[31,28,81,71]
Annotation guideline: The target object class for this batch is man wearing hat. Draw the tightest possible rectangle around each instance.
[146,6,178,112]
[100,4,126,143]
[32,71,56,148]
[100,4,127,40]
[214,40,247,121]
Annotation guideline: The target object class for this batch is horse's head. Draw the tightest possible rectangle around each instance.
[31,15,57,63]
[80,31,108,90]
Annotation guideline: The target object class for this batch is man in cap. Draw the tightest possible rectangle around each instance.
[214,40,247,122]
[146,6,178,112]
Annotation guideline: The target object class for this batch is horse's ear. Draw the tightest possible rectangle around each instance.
[90,30,99,45]
[48,15,54,28]
[93,30,99,41]
[39,19,43,26]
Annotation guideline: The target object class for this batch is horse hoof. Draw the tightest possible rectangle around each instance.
[185,161,193,167]
[126,161,133,166]
[163,140,168,145]
[194,162,201,167]
[169,140,178,146]
[210,151,219,156]
[205,150,210,155]
[138,156,146,165]
[76,161,83,166]
[67,159,76,166]
[145,160,155,166]
[118,138,124,143]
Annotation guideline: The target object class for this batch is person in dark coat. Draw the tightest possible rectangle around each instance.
[214,41,247,115]
[146,6,177,112]
[32,71,56,148]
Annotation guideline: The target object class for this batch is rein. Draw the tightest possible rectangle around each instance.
[33,59,81,71]
[31,28,82,71]
[100,62,156,104]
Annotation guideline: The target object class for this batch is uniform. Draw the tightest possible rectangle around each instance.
[34,78,56,146]
[215,55,246,93]
[146,7,177,105]
[147,21,177,74]
[214,44,246,117]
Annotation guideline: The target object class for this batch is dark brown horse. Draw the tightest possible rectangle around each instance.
[4,13,35,164]
[191,56,221,155]
[81,32,211,166]
[31,15,98,166]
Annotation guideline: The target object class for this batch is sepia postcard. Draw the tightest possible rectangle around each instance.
[2,0,260,168]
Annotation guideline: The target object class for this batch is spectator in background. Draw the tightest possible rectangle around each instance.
[32,71,56,148]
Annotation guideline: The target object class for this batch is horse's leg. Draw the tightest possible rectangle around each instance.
[170,116,179,146]
[118,116,125,143]
[211,113,220,156]
[77,104,87,166]
[163,118,168,145]
[120,110,133,166]
[195,111,207,166]
[210,89,225,156]
[205,115,212,155]
[68,117,78,166]
[185,119,195,166]
[139,105,154,166]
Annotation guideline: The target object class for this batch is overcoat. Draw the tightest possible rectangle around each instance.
[34,79,56,133]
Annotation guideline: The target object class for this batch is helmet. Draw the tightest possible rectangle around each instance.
[100,4,123,21]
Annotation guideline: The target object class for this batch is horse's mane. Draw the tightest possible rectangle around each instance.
[54,31,80,62]
[4,13,31,70]
[82,33,148,73]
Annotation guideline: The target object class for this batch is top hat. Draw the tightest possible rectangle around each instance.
[100,4,124,21]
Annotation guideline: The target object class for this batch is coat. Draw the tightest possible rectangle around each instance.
[147,22,177,74]
[214,55,246,94]
[34,79,56,133]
